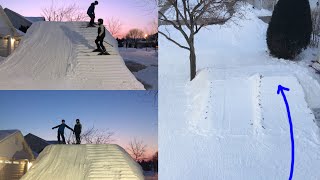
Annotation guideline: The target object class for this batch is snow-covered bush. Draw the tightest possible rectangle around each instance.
[266,0,312,59]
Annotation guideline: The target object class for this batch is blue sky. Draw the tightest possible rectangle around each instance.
[0,90,158,156]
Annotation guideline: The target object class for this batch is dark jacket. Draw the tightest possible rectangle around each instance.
[52,123,73,133]
[87,3,95,15]
[97,24,106,38]
[74,123,82,134]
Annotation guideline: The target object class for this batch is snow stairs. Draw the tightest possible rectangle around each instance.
[85,144,143,180]
[188,71,316,137]
[21,144,144,180]
[68,22,144,90]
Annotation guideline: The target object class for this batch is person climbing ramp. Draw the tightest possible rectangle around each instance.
[52,119,74,144]
[73,119,82,144]
[87,1,98,27]
[93,18,110,55]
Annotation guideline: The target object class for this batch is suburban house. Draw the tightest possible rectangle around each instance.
[0,130,34,180]
[24,133,58,157]
[0,6,45,57]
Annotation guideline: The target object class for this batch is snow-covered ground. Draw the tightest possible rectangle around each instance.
[159,4,320,179]
[0,21,144,90]
[0,56,5,63]
[21,144,144,180]
[119,48,158,90]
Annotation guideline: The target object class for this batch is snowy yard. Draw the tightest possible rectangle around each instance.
[119,47,158,90]
[159,4,320,179]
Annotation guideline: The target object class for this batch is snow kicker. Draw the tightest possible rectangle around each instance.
[0,21,144,90]
[21,144,144,180]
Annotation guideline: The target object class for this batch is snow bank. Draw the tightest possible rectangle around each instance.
[0,21,144,90]
[21,144,144,180]
[159,3,320,179]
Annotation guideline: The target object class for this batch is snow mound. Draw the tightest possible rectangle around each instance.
[0,21,144,90]
[21,144,144,180]
[159,3,320,179]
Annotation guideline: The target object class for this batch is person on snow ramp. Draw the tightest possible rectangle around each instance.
[93,18,110,55]
[73,119,82,144]
[52,119,74,144]
[87,1,98,27]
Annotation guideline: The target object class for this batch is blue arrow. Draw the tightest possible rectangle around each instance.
[277,85,295,180]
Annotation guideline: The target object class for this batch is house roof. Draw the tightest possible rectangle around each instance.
[24,133,51,154]
[0,129,20,142]
[0,5,17,37]
[25,17,45,23]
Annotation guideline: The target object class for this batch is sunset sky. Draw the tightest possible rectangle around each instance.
[0,90,158,158]
[0,0,157,38]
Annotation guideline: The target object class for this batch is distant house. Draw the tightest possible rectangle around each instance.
[25,17,45,23]
[24,133,53,157]
[0,130,34,180]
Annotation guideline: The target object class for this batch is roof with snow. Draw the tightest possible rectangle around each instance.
[21,144,144,180]
[0,6,18,37]
[0,129,20,142]
[0,130,34,160]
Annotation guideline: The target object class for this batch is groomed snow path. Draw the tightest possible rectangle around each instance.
[21,144,144,180]
[0,21,144,90]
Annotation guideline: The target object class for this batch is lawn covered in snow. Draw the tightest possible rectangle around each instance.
[119,47,158,90]
[159,4,320,180]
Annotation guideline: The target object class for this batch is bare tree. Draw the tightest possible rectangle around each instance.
[42,1,87,22]
[106,17,122,38]
[311,6,320,47]
[159,0,238,80]
[67,127,115,144]
[127,138,147,161]
[126,29,145,48]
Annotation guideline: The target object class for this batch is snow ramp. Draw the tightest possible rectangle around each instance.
[21,144,144,180]
[186,69,320,179]
[0,21,144,90]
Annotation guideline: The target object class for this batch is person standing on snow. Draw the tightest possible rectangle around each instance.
[52,119,74,144]
[93,18,110,55]
[87,1,99,27]
[73,119,82,144]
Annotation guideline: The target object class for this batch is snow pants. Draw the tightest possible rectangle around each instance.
[88,14,95,26]
[57,131,66,144]
[75,132,81,144]
[95,36,106,52]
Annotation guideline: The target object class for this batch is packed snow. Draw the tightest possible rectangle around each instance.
[159,4,320,179]
[0,21,144,90]
[21,144,144,180]
[119,48,158,90]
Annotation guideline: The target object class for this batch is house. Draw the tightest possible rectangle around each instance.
[4,8,32,32]
[0,130,34,180]
[24,133,53,157]
[0,6,23,57]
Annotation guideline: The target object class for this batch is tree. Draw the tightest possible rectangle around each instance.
[67,127,115,144]
[152,151,158,172]
[266,0,312,59]
[106,17,122,38]
[159,0,238,81]
[126,29,144,48]
[127,138,147,161]
[42,1,87,22]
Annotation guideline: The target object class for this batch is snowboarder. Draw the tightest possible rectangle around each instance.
[73,119,82,144]
[87,1,99,27]
[93,18,110,55]
[52,119,74,144]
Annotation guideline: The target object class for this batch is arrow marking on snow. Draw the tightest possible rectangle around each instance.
[277,85,294,180]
